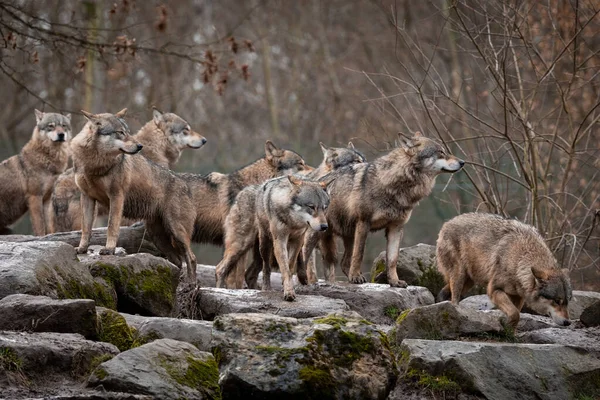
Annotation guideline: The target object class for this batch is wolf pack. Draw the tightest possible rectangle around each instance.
[0,108,572,330]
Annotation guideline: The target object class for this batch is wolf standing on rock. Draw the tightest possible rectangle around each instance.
[301,132,464,287]
[436,212,572,328]
[0,110,71,236]
[71,109,198,281]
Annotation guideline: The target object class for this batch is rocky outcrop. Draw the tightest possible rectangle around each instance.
[0,241,115,308]
[212,312,397,399]
[87,338,220,400]
[295,283,434,325]
[398,339,600,400]
[517,327,600,357]
[0,294,97,339]
[82,253,180,317]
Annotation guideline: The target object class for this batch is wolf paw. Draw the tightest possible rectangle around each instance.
[99,247,115,255]
[76,247,88,255]
[283,291,296,301]
[349,274,367,284]
[389,279,408,288]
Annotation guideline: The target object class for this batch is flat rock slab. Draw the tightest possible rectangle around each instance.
[0,330,118,380]
[0,241,115,308]
[518,327,600,357]
[120,312,213,352]
[295,283,434,325]
[87,338,220,400]
[196,288,349,320]
[401,339,600,400]
[395,301,504,343]
[462,291,600,320]
[0,294,97,339]
[82,253,180,317]
[212,312,397,399]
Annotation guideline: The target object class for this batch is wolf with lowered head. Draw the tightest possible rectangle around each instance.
[301,132,464,287]
[71,109,198,281]
[436,212,572,328]
[0,110,71,235]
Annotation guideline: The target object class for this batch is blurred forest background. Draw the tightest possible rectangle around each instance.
[0,0,598,289]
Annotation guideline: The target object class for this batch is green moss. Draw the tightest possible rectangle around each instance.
[97,310,135,351]
[384,305,401,320]
[570,369,600,399]
[298,365,335,400]
[405,368,461,395]
[396,309,412,324]
[308,328,375,367]
[131,330,162,348]
[0,347,22,372]
[370,259,386,283]
[415,264,446,297]
[94,366,108,380]
[160,355,222,400]
[313,315,348,329]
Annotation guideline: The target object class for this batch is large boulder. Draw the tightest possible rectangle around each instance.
[370,245,444,294]
[395,301,504,343]
[295,283,434,325]
[194,288,349,320]
[0,330,119,398]
[120,312,213,352]
[580,300,600,327]
[82,253,180,317]
[0,241,116,308]
[0,294,97,339]
[87,338,220,400]
[399,339,600,399]
[212,312,397,399]
[517,327,600,357]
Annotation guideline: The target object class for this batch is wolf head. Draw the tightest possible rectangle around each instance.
[265,140,307,174]
[288,175,331,231]
[320,142,367,170]
[81,109,142,155]
[34,110,72,143]
[152,108,207,150]
[398,132,464,174]
[530,267,572,326]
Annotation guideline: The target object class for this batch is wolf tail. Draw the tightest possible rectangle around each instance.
[436,284,452,302]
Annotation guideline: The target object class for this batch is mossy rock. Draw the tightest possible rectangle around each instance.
[97,309,136,351]
[85,254,179,317]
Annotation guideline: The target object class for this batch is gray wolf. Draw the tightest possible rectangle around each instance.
[0,110,71,235]
[301,132,464,286]
[215,175,332,300]
[239,141,367,289]
[436,212,572,328]
[50,108,206,233]
[71,109,198,281]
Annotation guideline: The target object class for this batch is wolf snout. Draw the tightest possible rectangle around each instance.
[201,137,207,145]
[136,144,144,152]
[458,159,465,167]
[57,133,65,142]
[319,223,328,231]
[562,319,571,326]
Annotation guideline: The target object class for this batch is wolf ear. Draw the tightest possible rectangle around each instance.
[152,107,163,126]
[318,175,336,189]
[347,141,355,149]
[80,110,96,122]
[34,109,44,124]
[287,174,303,187]
[265,140,283,159]
[115,108,128,118]
[531,267,548,287]
[319,142,329,155]
[64,113,72,122]
[397,133,415,150]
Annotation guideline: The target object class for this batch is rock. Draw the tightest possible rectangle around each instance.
[295,282,434,325]
[87,338,220,400]
[195,288,349,320]
[513,313,561,332]
[580,300,600,327]
[399,339,600,399]
[0,330,118,381]
[96,308,138,352]
[0,241,116,308]
[462,290,600,320]
[37,393,153,399]
[370,245,443,294]
[0,294,97,339]
[212,312,397,399]
[119,312,213,352]
[518,327,600,357]
[395,301,504,343]
[196,264,218,287]
[83,253,180,317]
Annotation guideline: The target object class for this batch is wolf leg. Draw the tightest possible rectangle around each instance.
[245,241,262,289]
[320,232,338,283]
[348,220,369,284]
[101,192,125,255]
[27,194,45,236]
[258,228,273,291]
[340,235,353,277]
[385,224,407,288]
[304,250,318,284]
[76,193,95,254]
[215,235,253,288]
[272,232,294,301]
[489,288,520,328]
